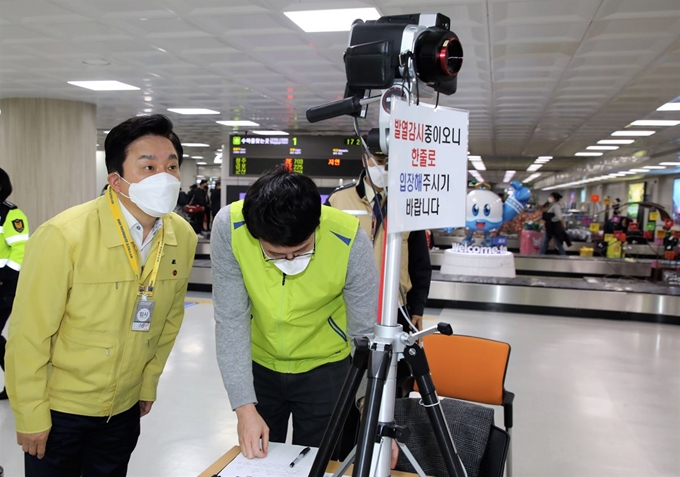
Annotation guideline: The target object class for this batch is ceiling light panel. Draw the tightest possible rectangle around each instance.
[168,108,220,115]
[611,130,656,137]
[527,164,542,172]
[182,143,210,147]
[643,166,666,169]
[524,173,542,183]
[217,120,260,127]
[575,152,603,156]
[587,146,619,150]
[659,162,680,166]
[252,130,289,136]
[68,80,139,91]
[284,8,381,33]
[598,139,635,145]
[629,120,680,127]
[657,103,680,111]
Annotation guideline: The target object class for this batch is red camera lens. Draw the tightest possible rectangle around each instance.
[438,36,463,77]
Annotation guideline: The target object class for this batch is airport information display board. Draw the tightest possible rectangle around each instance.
[229,135,364,178]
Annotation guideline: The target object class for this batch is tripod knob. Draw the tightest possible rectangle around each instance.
[437,323,453,335]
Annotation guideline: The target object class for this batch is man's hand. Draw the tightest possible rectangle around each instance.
[17,429,51,459]
[139,400,154,417]
[235,403,269,459]
[411,315,423,331]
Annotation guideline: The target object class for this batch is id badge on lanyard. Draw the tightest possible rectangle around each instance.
[107,187,165,332]
[132,295,155,331]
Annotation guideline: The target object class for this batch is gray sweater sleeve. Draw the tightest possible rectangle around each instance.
[550,203,563,222]
[211,205,256,410]
[344,227,379,343]
[344,227,379,402]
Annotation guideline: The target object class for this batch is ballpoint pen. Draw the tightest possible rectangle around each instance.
[289,446,311,468]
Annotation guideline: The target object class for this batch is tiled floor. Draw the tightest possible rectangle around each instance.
[1,293,679,476]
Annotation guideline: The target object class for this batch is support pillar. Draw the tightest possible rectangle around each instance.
[0,98,97,227]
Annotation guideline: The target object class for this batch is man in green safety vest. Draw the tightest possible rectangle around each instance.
[211,166,379,459]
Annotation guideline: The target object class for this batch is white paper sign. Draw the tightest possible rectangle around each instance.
[387,100,469,233]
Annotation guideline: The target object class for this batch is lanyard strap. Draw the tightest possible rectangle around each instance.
[371,193,387,242]
[107,187,165,296]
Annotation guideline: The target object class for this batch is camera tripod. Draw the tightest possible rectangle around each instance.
[305,14,469,475]
[308,234,468,477]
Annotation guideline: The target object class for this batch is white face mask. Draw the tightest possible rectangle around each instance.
[272,254,312,276]
[367,163,387,189]
[118,172,181,218]
[262,241,314,276]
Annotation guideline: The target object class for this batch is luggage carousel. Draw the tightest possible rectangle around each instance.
[190,241,680,324]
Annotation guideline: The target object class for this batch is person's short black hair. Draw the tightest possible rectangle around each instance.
[243,166,321,246]
[105,114,183,176]
[0,168,12,203]
[200,180,208,186]
[550,192,563,202]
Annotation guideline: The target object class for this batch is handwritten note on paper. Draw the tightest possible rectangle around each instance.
[219,443,319,477]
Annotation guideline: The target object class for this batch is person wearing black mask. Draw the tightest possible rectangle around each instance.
[188,180,208,234]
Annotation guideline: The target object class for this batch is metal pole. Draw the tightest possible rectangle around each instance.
[380,231,403,328]
[368,229,404,477]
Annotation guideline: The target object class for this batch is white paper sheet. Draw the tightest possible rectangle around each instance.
[218,442,319,477]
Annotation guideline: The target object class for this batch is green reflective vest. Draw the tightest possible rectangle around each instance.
[230,200,359,374]
[0,202,29,271]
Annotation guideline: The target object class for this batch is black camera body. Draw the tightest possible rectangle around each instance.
[307,13,463,127]
[306,13,463,155]
[345,13,462,96]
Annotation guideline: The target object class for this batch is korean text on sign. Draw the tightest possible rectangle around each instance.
[405,198,441,217]
[394,120,461,146]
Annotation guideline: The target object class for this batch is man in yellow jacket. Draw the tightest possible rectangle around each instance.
[5,114,197,477]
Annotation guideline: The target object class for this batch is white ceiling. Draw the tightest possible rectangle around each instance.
[1,0,680,183]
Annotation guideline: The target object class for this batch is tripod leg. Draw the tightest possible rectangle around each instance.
[403,344,468,477]
[352,345,392,477]
[331,447,356,477]
[396,441,427,477]
[309,337,371,477]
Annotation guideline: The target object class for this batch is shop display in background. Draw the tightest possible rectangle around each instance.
[499,208,542,235]
[651,258,680,286]
[519,228,543,255]
[606,237,625,259]
[579,246,594,257]
[664,269,680,286]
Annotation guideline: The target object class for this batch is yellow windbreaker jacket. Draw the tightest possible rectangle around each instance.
[6,194,197,433]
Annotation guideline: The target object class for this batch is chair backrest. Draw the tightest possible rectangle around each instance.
[421,334,510,406]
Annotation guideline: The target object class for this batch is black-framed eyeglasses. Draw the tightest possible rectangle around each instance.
[260,234,316,263]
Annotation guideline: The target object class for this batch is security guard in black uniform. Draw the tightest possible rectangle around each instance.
[0,168,29,400]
